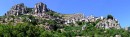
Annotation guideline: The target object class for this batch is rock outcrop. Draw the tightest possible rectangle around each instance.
[34,2,48,16]
[5,2,48,16]
[5,3,27,16]
[85,15,121,29]
[96,18,121,29]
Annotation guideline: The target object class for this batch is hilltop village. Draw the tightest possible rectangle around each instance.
[0,2,130,37]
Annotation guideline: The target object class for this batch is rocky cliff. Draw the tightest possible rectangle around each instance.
[5,2,48,16]
[5,3,27,16]
[34,2,48,15]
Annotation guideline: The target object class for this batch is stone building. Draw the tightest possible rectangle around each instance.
[62,13,85,24]
[85,15,96,22]
[63,14,121,29]
[125,26,130,31]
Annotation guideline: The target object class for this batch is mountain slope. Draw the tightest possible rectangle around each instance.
[0,2,129,37]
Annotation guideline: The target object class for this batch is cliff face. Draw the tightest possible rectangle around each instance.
[33,2,48,17]
[34,2,48,14]
[5,3,27,16]
[5,2,48,16]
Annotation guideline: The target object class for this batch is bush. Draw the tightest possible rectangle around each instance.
[107,14,113,19]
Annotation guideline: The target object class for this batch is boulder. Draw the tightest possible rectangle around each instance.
[115,35,121,37]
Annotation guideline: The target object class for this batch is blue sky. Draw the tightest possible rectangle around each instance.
[0,0,130,28]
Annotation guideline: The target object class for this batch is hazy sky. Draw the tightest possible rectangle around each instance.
[0,0,130,28]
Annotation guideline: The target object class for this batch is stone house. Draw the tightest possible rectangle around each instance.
[62,13,85,24]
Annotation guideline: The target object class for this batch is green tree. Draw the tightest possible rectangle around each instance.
[107,14,113,19]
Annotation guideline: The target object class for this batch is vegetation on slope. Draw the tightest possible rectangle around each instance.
[0,19,130,37]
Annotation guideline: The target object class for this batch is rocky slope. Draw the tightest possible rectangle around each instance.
[1,2,121,30]
[1,2,129,37]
